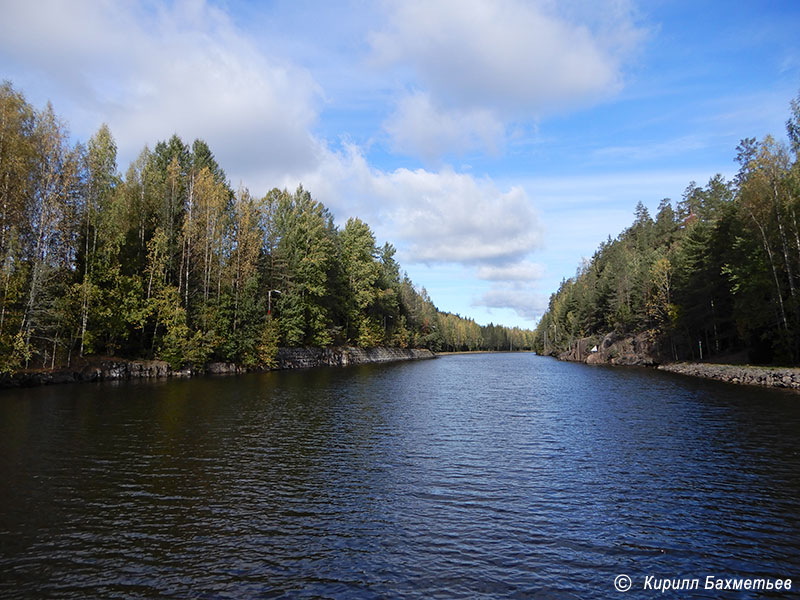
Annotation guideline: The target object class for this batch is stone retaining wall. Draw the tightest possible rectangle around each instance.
[276,347,435,369]
[658,363,800,391]
[1,359,173,388]
[1,348,435,389]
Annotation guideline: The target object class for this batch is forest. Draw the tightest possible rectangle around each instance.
[0,82,534,375]
[534,93,800,366]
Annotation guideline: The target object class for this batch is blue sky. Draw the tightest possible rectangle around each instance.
[2,0,799,328]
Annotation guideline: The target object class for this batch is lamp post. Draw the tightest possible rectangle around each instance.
[268,289,281,315]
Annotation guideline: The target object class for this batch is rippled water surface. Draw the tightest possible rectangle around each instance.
[2,353,800,598]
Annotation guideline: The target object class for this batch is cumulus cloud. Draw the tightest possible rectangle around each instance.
[371,0,641,158]
[384,92,505,161]
[474,284,550,322]
[0,0,323,182]
[476,262,546,281]
[285,144,543,266]
[473,260,547,322]
[370,0,636,112]
[382,170,542,264]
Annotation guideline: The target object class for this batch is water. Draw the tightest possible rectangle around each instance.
[1,353,799,599]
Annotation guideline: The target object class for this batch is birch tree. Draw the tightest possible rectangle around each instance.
[20,102,83,365]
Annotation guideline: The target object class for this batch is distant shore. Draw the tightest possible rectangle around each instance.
[658,362,800,392]
[435,350,531,355]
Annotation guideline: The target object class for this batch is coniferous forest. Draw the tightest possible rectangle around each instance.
[0,82,534,375]
[535,93,800,366]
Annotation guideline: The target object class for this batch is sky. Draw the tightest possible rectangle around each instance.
[1,0,799,329]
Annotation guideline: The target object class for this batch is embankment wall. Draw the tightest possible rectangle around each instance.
[0,347,436,389]
[659,362,800,391]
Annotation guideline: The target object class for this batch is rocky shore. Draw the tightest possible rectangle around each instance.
[659,362,800,391]
[559,332,661,366]
[556,333,800,392]
[0,347,436,389]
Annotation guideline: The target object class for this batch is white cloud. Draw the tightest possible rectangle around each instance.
[283,144,543,266]
[476,262,546,281]
[474,284,549,321]
[473,261,549,322]
[384,92,505,161]
[0,0,323,182]
[369,0,642,159]
[370,0,638,114]
[383,170,542,264]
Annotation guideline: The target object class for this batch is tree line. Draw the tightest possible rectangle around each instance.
[534,93,800,366]
[0,82,533,374]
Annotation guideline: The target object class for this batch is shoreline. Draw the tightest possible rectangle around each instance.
[435,350,532,355]
[658,362,800,392]
[556,352,800,393]
[555,333,800,393]
[0,347,436,390]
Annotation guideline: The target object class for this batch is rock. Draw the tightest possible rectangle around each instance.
[558,337,596,363]
[206,362,243,375]
[586,351,607,365]
[564,332,662,366]
[601,332,621,350]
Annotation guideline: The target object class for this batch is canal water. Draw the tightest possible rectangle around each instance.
[1,353,799,598]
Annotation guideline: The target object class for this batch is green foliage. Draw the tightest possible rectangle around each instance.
[154,285,213,369]
[0,332,31,375]
[254,316,280,369]
[340,217,380,343]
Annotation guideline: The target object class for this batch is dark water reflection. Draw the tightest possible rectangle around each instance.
[1,354,799,598]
